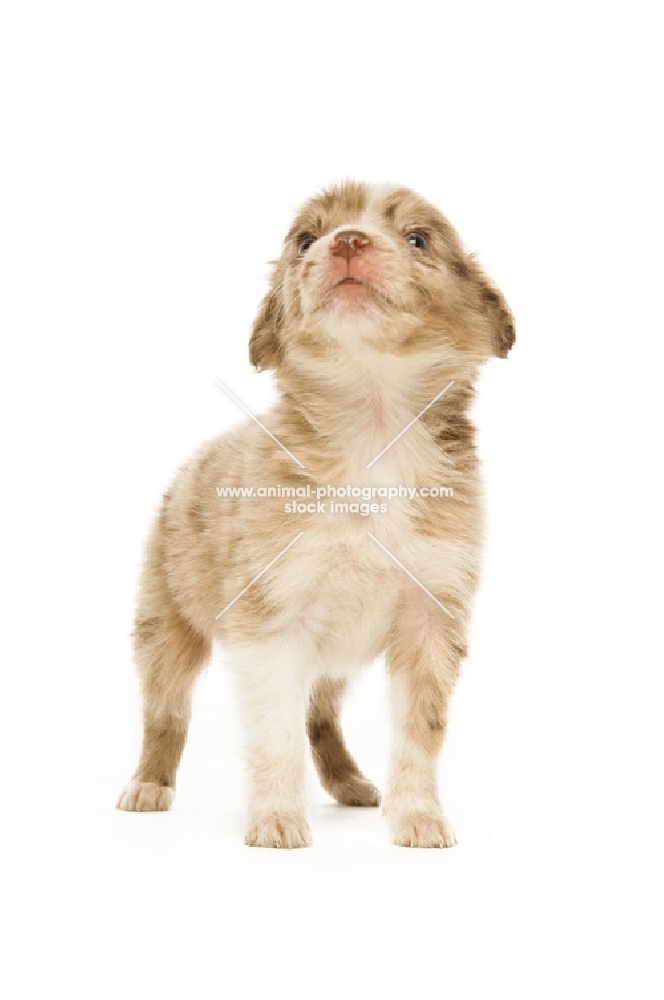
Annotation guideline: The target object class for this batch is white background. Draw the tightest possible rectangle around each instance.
[1,1,662,997]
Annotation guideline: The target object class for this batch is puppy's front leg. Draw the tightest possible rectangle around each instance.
[383,599,466,848]
[233,641,312,849]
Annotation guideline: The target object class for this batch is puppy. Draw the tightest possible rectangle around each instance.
[117,182,515,848]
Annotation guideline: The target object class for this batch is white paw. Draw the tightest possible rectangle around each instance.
[245,812,312,849]
[387,810,457,848]
[116,780,174,812]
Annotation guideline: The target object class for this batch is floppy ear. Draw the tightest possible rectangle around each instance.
[249,283,283,371]
[452,253,516,358]
[476,274,515,358]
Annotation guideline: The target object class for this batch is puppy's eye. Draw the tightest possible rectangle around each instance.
[405,231,429,251]
[297,234,318,254]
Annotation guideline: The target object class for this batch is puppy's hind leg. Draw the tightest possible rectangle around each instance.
[117,524,210,812]
[307,678,380,807]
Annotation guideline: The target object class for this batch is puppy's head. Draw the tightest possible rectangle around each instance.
[249,182,515,371]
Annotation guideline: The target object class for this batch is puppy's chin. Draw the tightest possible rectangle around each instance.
[326,279,376,307]
[299,300,413,358]
[302,277,399,345]
[322,280,386,321]
[311,294,394,349]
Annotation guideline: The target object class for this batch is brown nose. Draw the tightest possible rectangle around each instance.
[330,229,371,261]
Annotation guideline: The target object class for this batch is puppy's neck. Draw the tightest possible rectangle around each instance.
[275,343,476,483]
